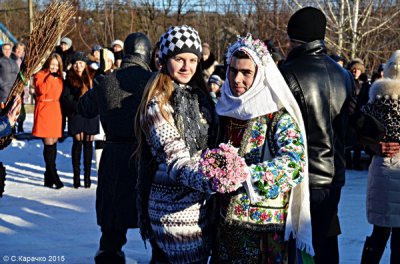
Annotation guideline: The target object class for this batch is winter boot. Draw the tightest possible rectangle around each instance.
[0,162,6,197]
[361,236,386,264]
[83,140,93,188]
[48,144,63,189]
[72,139,82,188]
[94,250,125,264]
[43,145,54,187]
[391,231,400,264]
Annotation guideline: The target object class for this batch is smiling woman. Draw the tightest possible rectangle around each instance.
[167,53,199,84]
[133,25,219,263]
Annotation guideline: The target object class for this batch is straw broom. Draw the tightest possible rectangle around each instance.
[0,1,75,149]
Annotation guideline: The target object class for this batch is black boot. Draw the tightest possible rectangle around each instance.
[391,230,400,264]
[43,171,53,188]
[94,250,125,264]
[72,139,82,188]
[361,236,386,264]
[43,145,54,188]
[44,144,64,189]
[49,144,64,189]
[83,140,93,188]
[0,162,6,197]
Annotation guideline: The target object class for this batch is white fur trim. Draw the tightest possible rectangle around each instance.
[368,79,400,103]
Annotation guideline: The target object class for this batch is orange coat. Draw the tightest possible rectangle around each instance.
[32,70,63,138]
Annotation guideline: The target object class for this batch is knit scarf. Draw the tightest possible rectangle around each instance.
[171,83,210,155]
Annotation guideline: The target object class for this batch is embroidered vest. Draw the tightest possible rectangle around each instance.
[220,109,288,232]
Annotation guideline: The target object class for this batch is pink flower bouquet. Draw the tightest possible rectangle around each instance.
[199,143,249,193]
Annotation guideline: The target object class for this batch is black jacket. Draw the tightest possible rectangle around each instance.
[78,59,153,229]
[280,40,355,189]
[60,79,99,135]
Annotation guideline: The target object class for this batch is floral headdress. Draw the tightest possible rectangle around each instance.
[226,33,270,67]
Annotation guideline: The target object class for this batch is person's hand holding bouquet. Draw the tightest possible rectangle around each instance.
[199,143,249,193]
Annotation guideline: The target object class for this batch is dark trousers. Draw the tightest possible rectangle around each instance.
[311,187,342,264]
[99,227,128,252]
[362,225,400,264]
[345,144,363,170]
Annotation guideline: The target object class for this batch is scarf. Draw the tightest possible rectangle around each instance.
[171,83,211,155]
[216,45,314,256]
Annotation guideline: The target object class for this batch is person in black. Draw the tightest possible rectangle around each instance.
[279,7,355,264]
[55,36,75,139]
[346,60,371,170]
[54,37,74,71]
[78,32,153,264]
[60,52,98,188]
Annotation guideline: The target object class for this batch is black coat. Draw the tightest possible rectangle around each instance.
[60,80,99,135]
[78,61,153,229]
[280,40,355,189]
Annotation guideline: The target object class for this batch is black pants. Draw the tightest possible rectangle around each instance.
[310,187,342,264]
[99,227,127,252]
[368,225,400,263]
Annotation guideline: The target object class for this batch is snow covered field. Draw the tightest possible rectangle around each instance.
[0,114,390,263]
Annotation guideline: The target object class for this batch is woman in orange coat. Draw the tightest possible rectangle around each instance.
[32,53,64,189]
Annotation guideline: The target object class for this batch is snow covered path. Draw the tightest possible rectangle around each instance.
[0,114,391,263]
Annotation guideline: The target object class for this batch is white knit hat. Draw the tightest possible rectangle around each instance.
[111,39,124,49]
[60,37,72,49]
[103,48,115,63]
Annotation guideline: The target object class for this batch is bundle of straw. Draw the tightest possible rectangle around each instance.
[0,1,75,149]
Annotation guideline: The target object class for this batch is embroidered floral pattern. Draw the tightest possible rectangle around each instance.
[218,222,289,263]
[249,113,305,199]
[224,112,305,228]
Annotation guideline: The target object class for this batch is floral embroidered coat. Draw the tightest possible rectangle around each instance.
[219,110,306,230]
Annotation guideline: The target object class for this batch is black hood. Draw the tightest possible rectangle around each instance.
[123,32,152,67]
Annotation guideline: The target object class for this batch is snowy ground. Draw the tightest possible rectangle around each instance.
[0,114,391,264]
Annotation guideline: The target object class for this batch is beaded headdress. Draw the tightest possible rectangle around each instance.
[226,33,270,67]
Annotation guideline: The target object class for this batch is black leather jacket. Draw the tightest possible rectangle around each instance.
[280,40,355,189]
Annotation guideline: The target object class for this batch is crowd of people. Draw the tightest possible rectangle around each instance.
[0,5,399,264]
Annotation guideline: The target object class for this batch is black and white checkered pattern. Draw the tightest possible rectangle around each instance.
[158,25,202,63]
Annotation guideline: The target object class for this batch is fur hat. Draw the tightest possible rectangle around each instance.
[111,39,124,49]
[60,37,72,50]
[384,50,400,80]
[287,7,326,43]
[158,25,202,63]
